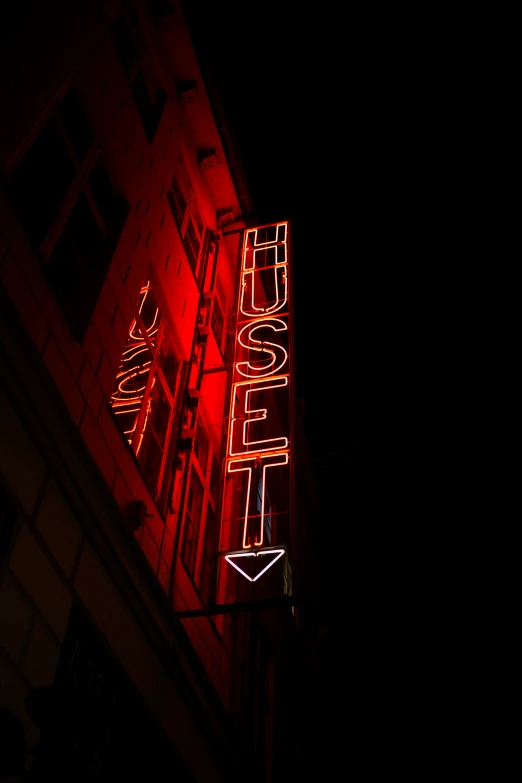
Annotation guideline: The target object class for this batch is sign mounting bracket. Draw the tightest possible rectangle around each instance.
[175,595,298,618]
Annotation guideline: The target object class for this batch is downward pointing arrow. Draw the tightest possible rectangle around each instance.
[224,548,285,582]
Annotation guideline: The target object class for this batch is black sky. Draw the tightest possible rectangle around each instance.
[184,3,469,772]
[183,3,450,544]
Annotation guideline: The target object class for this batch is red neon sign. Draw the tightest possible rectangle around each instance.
[222,222,291,582]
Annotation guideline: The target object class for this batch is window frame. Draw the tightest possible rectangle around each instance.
[210,273,230,357]
[180,417,219,597]
[167,157,208,285]
[111,2,167,145]
[4,83,129,339]
[6,89,109,263]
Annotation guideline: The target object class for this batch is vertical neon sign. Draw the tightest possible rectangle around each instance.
[222,222,291,583]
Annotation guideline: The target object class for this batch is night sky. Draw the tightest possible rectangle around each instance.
[184,2,466,773]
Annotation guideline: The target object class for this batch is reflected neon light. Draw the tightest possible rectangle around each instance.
[110,281,157,453]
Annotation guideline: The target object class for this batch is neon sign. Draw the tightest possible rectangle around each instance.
[222,222,291,583]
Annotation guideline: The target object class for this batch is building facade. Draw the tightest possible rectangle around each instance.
[0,2,321,780]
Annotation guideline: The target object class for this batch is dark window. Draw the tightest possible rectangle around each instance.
[224,327,234,365]
[181,469,204,578]
[46,194,105,334]
[193,420,209,475]
[211,275,227,353]
[7,119,76,246]
[199,503,218,604]
[184,214,202,272]
[111,7,166,144]
[88,159,119,226]
[5,87,129,339]
[59,88,95,162]
[111,13,139,72]
[0,487,17,569]
[166,177,186,233]
[180,418,221,596]
[167,158,207,284]
[210,455,220,504]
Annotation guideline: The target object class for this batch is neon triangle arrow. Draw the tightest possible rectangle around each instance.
[224,548,285,582]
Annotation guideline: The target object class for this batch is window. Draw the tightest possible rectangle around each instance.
[211,275,228,354]
[210,273,234,363]
[111,5,166,144]
[199,503,218,604]
[180,418,220,596]
[6,87,129,339]
[193,420,209,474]
[110,280,182,508]
[167,157,207,283]
[210,455,220,505]
[181,468,204,577]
